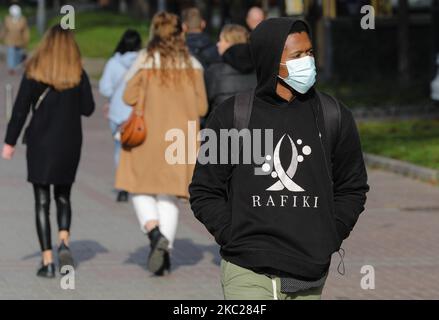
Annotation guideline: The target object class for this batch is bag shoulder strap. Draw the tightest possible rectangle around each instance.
[134,69,148,116]
[233,89,255,130]
[316,90,342,158]
[34,87,50,112]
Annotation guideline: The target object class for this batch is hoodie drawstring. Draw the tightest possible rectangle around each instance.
[337,247,346,276]
[271,278,278,300]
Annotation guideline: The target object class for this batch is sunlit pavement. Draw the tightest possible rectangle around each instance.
[1,64,438,299]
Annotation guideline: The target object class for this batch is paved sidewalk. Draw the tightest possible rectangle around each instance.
[1,67,439,299]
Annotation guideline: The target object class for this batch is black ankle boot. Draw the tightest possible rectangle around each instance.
[154,251,171,276]
[147,227,169,274]
[116,191,129,202]
[37,262,56,278]
[58,241,75,275]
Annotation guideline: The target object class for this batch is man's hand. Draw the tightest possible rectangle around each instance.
[2,144,15,160]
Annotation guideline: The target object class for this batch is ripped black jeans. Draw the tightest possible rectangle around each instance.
[33,184,72,251]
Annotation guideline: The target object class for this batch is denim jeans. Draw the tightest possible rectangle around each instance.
[109,120,121,168]
[7,46,24,70]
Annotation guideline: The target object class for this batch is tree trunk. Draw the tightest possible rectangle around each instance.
[119,0,128,13]
[37,0,46,36]
[261,0,269,12]
[205,0,213,33]
[433,0,439,54]
[158,0,167,12]
[53,0,61,10]
[131,0,150,18]
[220,0,228,26]
[431,0,439,85]
[398,0,410,85]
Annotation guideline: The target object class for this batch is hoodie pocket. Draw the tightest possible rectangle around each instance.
[217,223,232,247]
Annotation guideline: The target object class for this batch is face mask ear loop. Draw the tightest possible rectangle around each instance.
[337,247,346,276]
[278,63,287,81]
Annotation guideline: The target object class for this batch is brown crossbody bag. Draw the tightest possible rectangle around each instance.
[120,70,148,150]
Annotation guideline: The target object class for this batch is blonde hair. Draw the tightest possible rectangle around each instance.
[26,25,82,91]
[221,24,249,46]
[146,12,194,85]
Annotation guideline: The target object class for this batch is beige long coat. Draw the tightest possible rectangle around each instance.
[115,51,208,198]
[0,16,29,47]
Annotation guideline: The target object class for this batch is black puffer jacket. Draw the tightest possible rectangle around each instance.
[205,43,257,112]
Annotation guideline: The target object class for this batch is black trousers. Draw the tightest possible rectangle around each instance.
[32,184,72,251]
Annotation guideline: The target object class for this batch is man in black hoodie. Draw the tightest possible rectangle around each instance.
[189,18,369,300]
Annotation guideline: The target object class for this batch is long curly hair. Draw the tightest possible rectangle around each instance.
[145,12,195,85]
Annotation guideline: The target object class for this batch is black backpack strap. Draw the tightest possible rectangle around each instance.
[233,89,255,130]
[316,90,342,160]
[228,89,255,184]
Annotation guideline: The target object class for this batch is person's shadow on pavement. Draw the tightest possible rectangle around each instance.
[21,240,109,269]
[124,238,220,272]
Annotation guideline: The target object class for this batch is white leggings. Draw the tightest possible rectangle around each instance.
[132,194,179,249]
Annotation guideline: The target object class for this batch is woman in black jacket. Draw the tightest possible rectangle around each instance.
[2,25,95,278]
[205,24,257,113]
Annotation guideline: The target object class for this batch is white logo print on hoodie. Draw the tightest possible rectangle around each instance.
[258,133,312,192]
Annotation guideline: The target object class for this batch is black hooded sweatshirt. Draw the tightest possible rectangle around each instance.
[189,18,369,280]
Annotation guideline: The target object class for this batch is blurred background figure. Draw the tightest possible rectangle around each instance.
[246,6,265,31]
[0,4,30,75]
[182,7,220,69]
[99,29,142,203]
[115,12,207,277]
[205,24,256,113]
[1,25,95,278]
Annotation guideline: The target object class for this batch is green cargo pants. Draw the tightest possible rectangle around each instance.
[221,259,325,300]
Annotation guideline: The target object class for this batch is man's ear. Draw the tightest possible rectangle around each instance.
[182,23,188,33]
[201,20,206,31]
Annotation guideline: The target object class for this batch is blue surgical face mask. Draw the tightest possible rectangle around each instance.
[279,55,317,94]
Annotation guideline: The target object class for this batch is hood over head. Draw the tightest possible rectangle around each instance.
[222,43,254,74]
[249,17,313,105]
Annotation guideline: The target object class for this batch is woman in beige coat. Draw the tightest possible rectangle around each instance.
[115,12,208,276]
[0,5,30,74]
